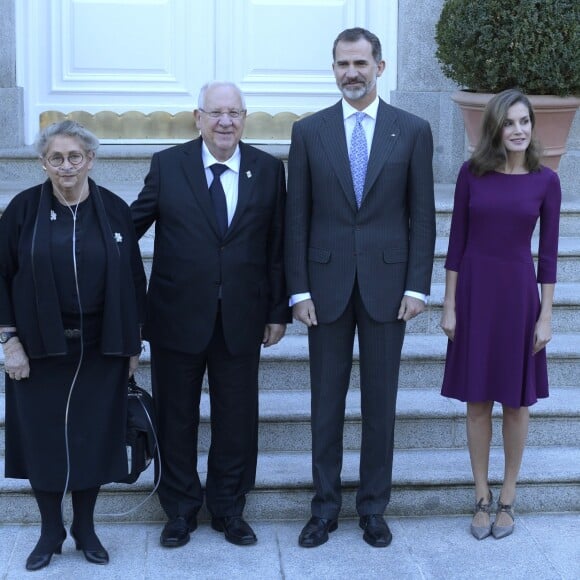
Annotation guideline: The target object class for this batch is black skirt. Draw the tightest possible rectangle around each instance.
[4,319,129,491]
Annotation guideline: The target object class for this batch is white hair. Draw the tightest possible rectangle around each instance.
[197,81,246,110]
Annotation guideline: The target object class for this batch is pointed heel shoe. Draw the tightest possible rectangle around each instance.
[25,529,67,571]
[70,528,109,565]
[470,490,493,540]
[492,501,515,539]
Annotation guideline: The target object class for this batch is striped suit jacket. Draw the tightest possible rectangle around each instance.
[285,99,436,323]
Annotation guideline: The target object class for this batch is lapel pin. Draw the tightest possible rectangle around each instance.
[246,170,252,179]
[50,210,57,221]
[114,232,123,243]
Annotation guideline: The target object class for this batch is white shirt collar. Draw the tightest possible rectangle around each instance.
[201,142,241,173]
[341,96,379,121]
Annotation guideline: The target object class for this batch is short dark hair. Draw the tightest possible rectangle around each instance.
[470,89,542,175]
[332,28,382,63]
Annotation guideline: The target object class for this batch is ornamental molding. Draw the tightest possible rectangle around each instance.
[40,110,312,140]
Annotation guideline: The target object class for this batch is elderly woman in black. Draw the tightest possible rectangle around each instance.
[0,121,146,571]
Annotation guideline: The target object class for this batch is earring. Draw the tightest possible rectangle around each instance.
[42,166,47,170]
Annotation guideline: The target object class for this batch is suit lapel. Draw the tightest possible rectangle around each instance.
[227,141,256,235]
[319,102,357,212]
[181,138,222,237]
[363,100,399,201]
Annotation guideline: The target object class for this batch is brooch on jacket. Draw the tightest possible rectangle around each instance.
[114,232,123,243]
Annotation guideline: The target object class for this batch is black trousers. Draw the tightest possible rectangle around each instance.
[308,282,406,519]
[150,312,260,521]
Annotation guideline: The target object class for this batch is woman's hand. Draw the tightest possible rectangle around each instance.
[128,354,139,377]
[3,339,30,380]
[440,306,456,341]
[441,270,458,342]
[533,318,552,354]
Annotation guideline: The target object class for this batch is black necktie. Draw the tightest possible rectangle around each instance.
[209,164,228,237]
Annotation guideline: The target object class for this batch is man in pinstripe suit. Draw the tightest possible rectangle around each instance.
[285,28,435,548]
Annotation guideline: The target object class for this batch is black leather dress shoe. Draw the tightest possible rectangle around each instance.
[298,516,338,548]
[160,516,197,548]
[211,516,257,546]
[359,515,392,547]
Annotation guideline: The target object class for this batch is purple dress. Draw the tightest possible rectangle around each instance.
[441,162,561,408]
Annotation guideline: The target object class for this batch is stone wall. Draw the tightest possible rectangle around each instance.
[1,0,578,196]
[0,0,23,147]
[394,0,578,197]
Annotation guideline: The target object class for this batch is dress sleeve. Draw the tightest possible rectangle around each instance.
[537,170,561,283]
[444,163,471,272]
[0,196,23,326]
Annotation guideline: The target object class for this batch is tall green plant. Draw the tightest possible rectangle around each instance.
[435,0,580,96]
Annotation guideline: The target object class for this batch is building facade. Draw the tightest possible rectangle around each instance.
[0,0,578,194]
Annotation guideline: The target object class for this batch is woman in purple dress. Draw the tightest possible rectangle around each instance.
[440,90,561,540]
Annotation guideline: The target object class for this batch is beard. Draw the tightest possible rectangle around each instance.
[338,77,376,102]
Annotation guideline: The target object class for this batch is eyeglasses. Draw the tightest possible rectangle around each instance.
[45,152,85,168]
[199,109,246,119]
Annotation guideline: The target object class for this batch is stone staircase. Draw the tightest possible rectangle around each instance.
[0,146,579,524]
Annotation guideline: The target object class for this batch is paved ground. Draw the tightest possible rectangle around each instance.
[0,513,578,579]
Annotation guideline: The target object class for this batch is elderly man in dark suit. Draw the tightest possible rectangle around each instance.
[286,28,436,548]
[131,81,290,548]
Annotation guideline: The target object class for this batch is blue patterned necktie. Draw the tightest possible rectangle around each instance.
[349,111,368,208]
[209,163,228,237]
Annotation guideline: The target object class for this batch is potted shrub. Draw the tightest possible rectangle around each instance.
[435,0,580,170]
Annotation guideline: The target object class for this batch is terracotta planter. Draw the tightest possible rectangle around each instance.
[451,91,580,172]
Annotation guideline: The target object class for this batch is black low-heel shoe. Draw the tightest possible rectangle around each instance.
[25,530,67,571]
[70,529,109,565]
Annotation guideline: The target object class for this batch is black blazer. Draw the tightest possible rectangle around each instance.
[285,99,436,323]
[0,180,146,358]
[131,138,290,356]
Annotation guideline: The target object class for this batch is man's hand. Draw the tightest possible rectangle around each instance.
[3,339,30,380]
[397,295,425,322]
[263,323,286,347]
[292,299,318,327]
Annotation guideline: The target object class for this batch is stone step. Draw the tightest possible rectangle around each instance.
[0,145,185,187]
[2,386,578,456]
[0,445,577,523]
[419,281,580,334]
[199,387,580,452]
[2,332,578,393]
[132,234,580,284]
[257,332,580,390]
[285,281,580,335]
[431,236,580,283]
[6,142,577,200]
[2,176,580,236]
[432,189,580,238]
[134,235,580,286]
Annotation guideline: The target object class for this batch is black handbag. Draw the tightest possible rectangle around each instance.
[117,375,158,484]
